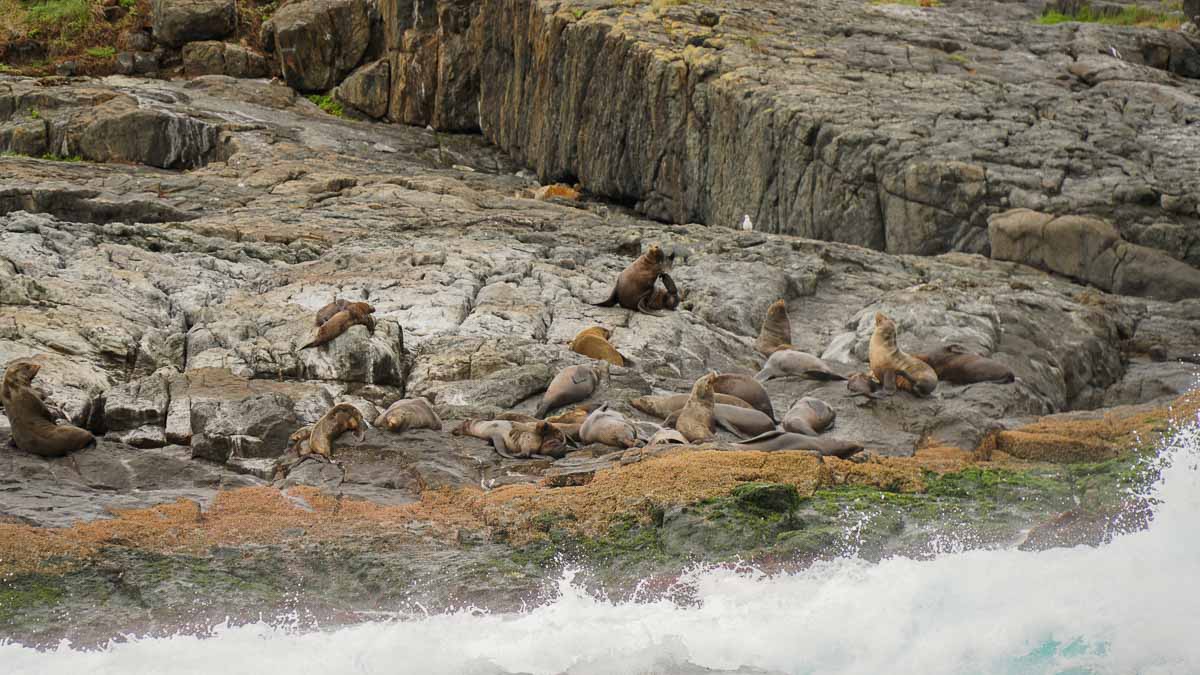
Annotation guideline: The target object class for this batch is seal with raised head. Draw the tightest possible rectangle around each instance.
[869,312,938,397]
[301,403,366,461]
[1,360,94,457]
[570,326,628,367]
[915,344,1015,385]
[535,364,600,418]
[754,349,847,383]
[781,397,836,436]
[733,430,862,459]
[374,397,442,434]
[667,373,718,444]
[579,404,640,448]
[593,243,676,314]
[301,302,376,350]
[756,300,793,356]
[454,419,568,459]
[711,373,775,421]
[630,392,754,419]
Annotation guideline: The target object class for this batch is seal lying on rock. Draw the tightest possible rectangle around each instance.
[733,430,862,458]
[756,300,793,356]
[781,398,836,436]
[712,373,776,421]
[315,298,350,326]
[301,301,376,349]
[593,243,676,314]
[846,372,886,399]
[454,419,568,459]
[498,406,591,444]
[755,349,847,383]
[579,404,641,448]
[374,397,442,433]
[535,364,600,418]
[869,312,938,397]
[570,326,629,367]
[630,392,754,418]
[302,403,366,461]
[915,344,1015,385]
[1,360,94,457]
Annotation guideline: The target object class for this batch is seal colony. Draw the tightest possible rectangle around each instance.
[1,243,1017,472]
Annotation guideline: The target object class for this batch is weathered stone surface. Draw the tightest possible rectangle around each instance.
[335,59,391,118]
[266,0,372,92]
[989,209,1200,302]
[182,41,269,79]
[151,0,237,48]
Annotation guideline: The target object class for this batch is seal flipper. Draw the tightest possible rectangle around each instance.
[593,284,620,308]
[713,416,751,440]
[636,292,665,317]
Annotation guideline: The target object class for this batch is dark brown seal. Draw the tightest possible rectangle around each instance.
[642,272,681,312]
[712,373,775,421]
[846,372,886,399]
[1,360,94,457]
[869,312,937,397]
[914,344,1015,385]
[302,403,366,460]
[756,300,793,356]
[315,299,350,326]
[593,243,676,314]
[301,302,376,350]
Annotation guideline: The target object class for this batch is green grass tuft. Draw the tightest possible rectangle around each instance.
[1038,5,1182,29]
[85,45,115,59]
[305,94,345,118]
[26,0,93,36]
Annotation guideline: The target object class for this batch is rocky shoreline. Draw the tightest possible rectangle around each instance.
[2,0,1200,649]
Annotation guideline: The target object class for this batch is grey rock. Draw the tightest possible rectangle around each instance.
[182,41,268,79]
[266,0,372,92]
[335,58,391,118]
[152,0,237,48]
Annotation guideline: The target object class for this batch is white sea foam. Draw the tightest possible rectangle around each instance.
[6,410,1200,675]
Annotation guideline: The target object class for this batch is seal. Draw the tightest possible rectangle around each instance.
[869,312,938,397]
[668,373,718,444]
[630,392,754,419]
[781,397,836,436]
[301,403,366,461]
[374,397,442,433]
[754,349,847,383]
[498,406,591,444]
[846,372,886,399]
[712,373,775,421]
[579,404,640,448]
[315,298,351,326]
[593,243,676,314]
[915,344,1015,385]
[642,272,681,312]
[453,419,568,459]
[301,301,376,350]
[756,300,793,356]
[569,326,628,367]
[1,360,94,457]
[646,427,688,447]
[535,364,600,418]
[710,403,776,439]
[733,430,862,459]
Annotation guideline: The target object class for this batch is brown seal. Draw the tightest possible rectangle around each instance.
[711,373,775,421]
[668,373,718,444]
[642,272,681,312]
[569,326,628,367]
[579,404,640,448]
[301,403,366,460]
[453,419,568,459]
[733,430,862,459]
[756,300,793,356]
[781,397,836,436]
[1,360,94,457]
[498,406,591,443]
[630,392,754,419]
[754,350,847,383]
[915,344,1015,385]
[535,364,600,418]
[869,312,938,397]
[301,302,376,350]
[646,427,688,447]
[315,299,351,326]
[846,372,886,399]
[711,404,776,439]
[593,243,676,314]
[374,397,442,433]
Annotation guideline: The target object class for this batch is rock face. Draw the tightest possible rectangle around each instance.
[335,59,391,118]
[151,0,237,48]
[182,41,270,79]
[990,209,1200,302]
[266,0,373,92]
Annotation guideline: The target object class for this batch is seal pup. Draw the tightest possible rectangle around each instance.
[667,373,718,444]
[869,312,938,397]
[1,360,94,457]
[630,392,754,419]
[498,406,591,444]
[733,430,862,459]
[454,419,568,459]
[711,373,775,421]
[846,372,886,400]
[756,300,793,356]
[302,403,366,461]
[781,397,836,436]
[579,404,641,448]
[301,301,376,350]
[915,344,1015,385]
[642,272,681,312]
[593,243,676,314]
[646,427,688,447]
[374,397,442,433]
[535,364,600,418]
[754,349,847,383]
[569,326,629,367]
